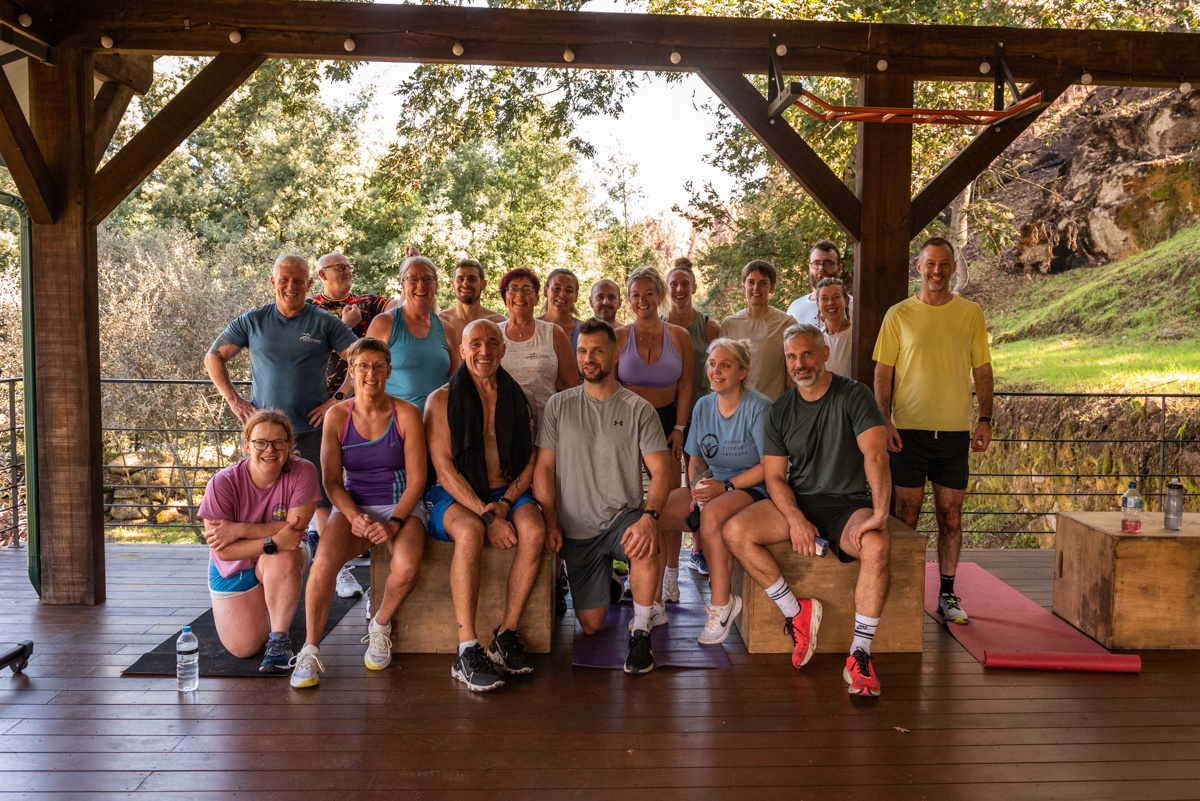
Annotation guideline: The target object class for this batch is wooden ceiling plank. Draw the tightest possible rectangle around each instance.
[92,79,134,170]
[93,53,153,95]
[699,68,861,241]
[908,77,1074,238]
[0,58,54,222]
[87,51,264,225]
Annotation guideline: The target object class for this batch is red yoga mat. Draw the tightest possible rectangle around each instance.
[924,562,1141,673]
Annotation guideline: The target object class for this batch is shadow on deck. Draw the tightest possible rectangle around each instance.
[1,545,1198,799]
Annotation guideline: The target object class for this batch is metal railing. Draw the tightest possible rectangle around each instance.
[0,377,24,548]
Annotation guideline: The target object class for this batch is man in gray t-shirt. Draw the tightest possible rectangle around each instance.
[725,323,892,697]
[533,318,670,674]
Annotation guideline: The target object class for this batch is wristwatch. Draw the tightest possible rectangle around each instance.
[333,391,346,401]
[480,509,496,525]
[262,535,278,555]
[724,479,735,492]
[388,516,404,527]
[978,416,993,425]
[642,509,660,520]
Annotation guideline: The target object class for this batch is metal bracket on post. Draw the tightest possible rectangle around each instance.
[767,34,804,119]
[992,43,1022,111]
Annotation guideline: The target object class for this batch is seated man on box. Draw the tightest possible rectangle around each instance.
[424,319,547,692]
[532,317,673,675]
[724,323,892,696]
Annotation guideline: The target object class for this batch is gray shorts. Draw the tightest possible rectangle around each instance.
[293,429,331,508]
[559,509,644,612]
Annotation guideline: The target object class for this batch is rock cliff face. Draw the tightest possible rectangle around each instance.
[995,87,1200,275]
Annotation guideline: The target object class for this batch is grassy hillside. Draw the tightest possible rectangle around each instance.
[979,225,1200,392]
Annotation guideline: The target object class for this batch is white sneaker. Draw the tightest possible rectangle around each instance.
[629,601,668,632]
[662,569,680,603]
[698,595,742,645]
[336,564,363,599]
[362,620,393,670]
[288,644,323,688]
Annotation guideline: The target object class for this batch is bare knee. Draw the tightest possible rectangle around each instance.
[389,557,419,587]
[521,520,546,554]
[859,530,890,573]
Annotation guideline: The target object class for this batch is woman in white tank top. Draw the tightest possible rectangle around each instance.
[497,268,578,421]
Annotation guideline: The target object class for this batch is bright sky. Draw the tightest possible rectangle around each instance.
[326,2,738,218]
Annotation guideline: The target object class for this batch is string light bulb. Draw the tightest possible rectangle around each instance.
[670,49,681,65]
[1182,81,1193,95]
[775,43,787,56]
[100,34,114,48]
[229,30,242,44]
[18,13,31,27]
[452,42,464,57]
[563,47,575,63]
[1080,72,1093,85]
[876,58,888,71]
[979,60,991,75]
[343,36,357,52]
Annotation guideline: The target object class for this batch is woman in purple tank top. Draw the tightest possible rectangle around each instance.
[290,337,429,688]
[614,266,694,608]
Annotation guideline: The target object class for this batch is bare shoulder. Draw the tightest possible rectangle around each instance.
[615,324,632,345]
[705,316,721,340]
[666,321,691,345]
[487,310,508,323]
[437,308,458,323]
[366,311,394,337]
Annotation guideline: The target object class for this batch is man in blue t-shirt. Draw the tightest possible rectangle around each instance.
[724,323,892,698]
[204,254,358,535]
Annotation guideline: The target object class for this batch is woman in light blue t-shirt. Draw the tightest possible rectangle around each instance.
[658,338,771,646]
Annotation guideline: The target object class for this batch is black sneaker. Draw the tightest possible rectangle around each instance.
[624,630,655,675]
[556,573,569,616]
[259,633,293,674]
[451,643,505,692]
[488,628,533,675]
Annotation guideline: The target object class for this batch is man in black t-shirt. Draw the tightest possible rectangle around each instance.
[725,323,892,697]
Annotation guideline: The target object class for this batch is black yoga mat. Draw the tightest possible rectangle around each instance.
[122,564,369,677]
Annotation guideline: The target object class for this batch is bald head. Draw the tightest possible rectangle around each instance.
[460,319,505,380]
[589,279,622,324]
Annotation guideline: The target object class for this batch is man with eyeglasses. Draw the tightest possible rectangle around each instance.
[205,254,359,544]
[312,252,402,399]
[786,240,853,328]
[439,258,507,326]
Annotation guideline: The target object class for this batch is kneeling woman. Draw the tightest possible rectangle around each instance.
[290,337,428,688]
[199,409,322,673]
[658,338,771,644]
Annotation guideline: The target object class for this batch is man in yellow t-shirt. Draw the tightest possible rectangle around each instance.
[872,237,994,625]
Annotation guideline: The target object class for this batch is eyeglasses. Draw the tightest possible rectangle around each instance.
[810,260,839,270]
[249,439,289,452]
[324,263,352,274]
[405,276,436,286]
[506,285,537,296]
[352,362,389,373]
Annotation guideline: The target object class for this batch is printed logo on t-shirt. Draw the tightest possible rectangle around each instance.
[271,503,288,521]
[299,332,322,344]
[613,420,624,426]
[700,433,720,459]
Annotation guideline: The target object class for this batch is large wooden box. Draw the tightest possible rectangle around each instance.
[731,516,925,653]
[370,539,554,654]
[1054,511,1200,650]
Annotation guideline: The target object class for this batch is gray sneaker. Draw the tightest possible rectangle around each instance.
[698,595,742,645]
[938,592,969,624]
[451,643,504,692]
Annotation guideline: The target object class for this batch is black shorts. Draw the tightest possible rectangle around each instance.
[890,429,970,491]
[655,402,677,439]
[794,493,872,564]
[293,429,331,508]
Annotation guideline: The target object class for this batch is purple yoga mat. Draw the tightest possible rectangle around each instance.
[571,571,732,670]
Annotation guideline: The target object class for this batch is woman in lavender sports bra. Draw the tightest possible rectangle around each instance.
[290,337,428,689]
[615,265,694,611]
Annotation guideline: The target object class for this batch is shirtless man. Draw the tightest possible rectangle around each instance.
[423,319,547,691]
[439,259,507,325]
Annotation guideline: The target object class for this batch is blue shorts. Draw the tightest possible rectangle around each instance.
[207,540,313,599]
[425,484,540,542]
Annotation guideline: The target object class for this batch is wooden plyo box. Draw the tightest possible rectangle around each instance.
[731,516,925,653]
[370,539,554,654]
[1054,511,1200,650]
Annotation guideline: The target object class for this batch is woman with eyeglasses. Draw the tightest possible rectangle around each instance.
[538,268,582,353]
[197,409,322,673]
[499,268,578,422]
[288,337,428,688]
[365,255,463,413]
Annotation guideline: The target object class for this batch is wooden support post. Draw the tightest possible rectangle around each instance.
[851,73,913,386]
[27,47,105,605]
[93,81,135,169]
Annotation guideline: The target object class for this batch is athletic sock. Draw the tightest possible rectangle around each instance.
[457,639,478,656]
[371,612,388,628]
[766,575,801,619]
[664,566,679,579]
[632,602,653,633]
[711,599,732,617]
[851,613,880,656]
[939,573,956,596]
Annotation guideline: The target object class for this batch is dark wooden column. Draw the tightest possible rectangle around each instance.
[852,73,913,386]
[28,47,106,604]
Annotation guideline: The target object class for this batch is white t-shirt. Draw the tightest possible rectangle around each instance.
[786,292,854,328]
[824,326,852,378]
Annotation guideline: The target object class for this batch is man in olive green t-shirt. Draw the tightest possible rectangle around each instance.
[872,237,994,626]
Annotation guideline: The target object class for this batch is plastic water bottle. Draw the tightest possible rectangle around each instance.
[176,626,199,692]
[1164,479,1184,531]
[1121,481,1143,534]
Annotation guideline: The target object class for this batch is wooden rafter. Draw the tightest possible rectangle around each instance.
[909,77,1074,237]
[0,0,54,48]
[0,59,55,223]
[94,53,154,95]
[88,51,265,225]
[92,80,135,170]
[57,2,1200,88]
[700,69,862,241]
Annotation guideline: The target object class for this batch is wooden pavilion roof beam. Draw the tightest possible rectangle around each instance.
[58,1,1200,87]
[94,53,154,95]
[0,58,54,222]
[0,0,56,54]
[88,51,265,225]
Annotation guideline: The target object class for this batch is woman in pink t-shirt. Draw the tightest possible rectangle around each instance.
[198,409,321,672]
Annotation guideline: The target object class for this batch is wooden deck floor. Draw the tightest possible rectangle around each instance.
[2,544,1199,800]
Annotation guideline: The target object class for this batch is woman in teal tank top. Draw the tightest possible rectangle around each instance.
[365,256,463,412]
